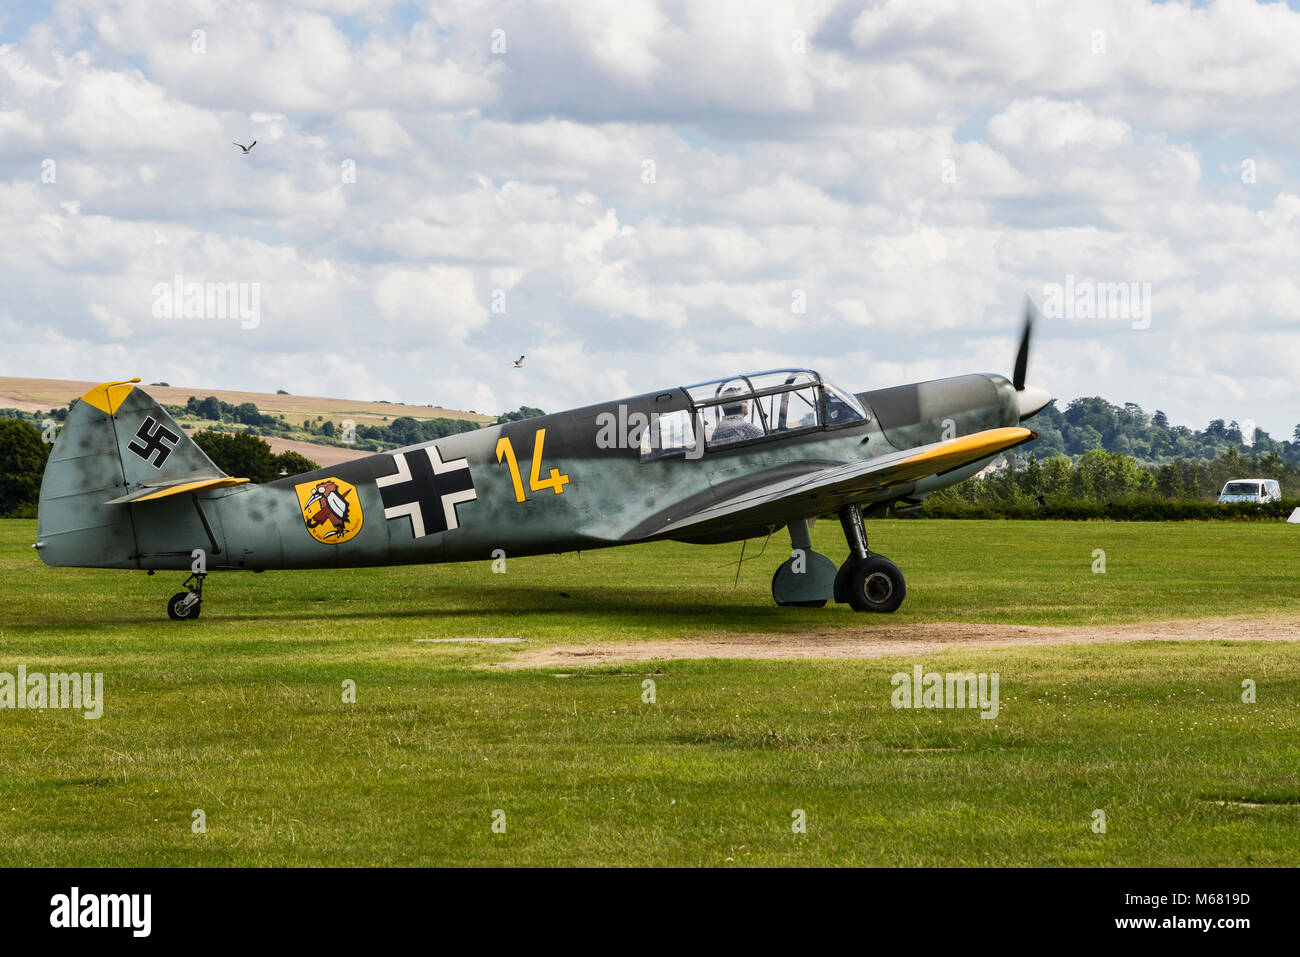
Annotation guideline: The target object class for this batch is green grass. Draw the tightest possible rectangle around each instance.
[1,518,1298,866]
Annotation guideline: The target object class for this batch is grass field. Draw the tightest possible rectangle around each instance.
[1,518,1298,866]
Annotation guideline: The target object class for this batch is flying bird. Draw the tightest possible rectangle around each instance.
[513,355,525,368]
[233,140,257,154]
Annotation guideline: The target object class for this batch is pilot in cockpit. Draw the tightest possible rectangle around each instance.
[710,387,764,444]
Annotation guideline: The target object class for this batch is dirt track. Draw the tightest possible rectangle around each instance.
[491,615,1300,669]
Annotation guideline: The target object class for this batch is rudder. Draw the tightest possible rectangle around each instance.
[35,379,242,568]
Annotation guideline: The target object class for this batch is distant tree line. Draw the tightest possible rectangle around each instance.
[0,396,542,454]
[327,407,541,451]
[922,448,1299,519]
[351,415,481,450]
[0,395,544,517]
[1022,397,1300,466]
[0,418,320,517]
[497,406,545,424]
[165,395,291,433]
[191,432,319,483]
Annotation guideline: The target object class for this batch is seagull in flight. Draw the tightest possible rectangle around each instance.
[233,140,257,154]
[513,355,525,368]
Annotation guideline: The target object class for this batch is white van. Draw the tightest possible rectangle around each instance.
[1218,479,1282,504]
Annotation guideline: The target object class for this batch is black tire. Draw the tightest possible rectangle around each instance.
[167,592,201,621]
[833,558,852,604]
[770,568,828,607]
[844,555,906,613]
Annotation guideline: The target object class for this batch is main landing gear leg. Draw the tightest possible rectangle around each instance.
[834,505,906,613]
[167,572,205,621]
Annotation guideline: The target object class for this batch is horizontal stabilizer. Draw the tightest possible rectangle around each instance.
[104,475,249,505]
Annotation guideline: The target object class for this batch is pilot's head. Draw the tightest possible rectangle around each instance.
[720,386,747,417]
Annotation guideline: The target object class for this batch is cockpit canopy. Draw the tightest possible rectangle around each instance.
[640,368,868,458]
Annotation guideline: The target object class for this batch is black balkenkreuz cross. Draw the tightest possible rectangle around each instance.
[126,416,181,469]
[375,444,477,539]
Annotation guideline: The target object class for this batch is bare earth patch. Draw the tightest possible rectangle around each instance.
[490,615,1300,670]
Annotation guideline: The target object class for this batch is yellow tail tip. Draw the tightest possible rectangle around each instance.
[79,378,142,415]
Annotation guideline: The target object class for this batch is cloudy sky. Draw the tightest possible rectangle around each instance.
[1,0,1298,436]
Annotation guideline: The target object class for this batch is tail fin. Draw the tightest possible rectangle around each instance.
[35,379,246,568]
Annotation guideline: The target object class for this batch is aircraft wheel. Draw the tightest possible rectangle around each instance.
[833,559,852,604]
[844,555,906,613]
[167,592,201,621]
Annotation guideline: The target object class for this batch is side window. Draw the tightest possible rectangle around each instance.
[639,409,699,459]
[756,387,820,433]
[705,394,765,447]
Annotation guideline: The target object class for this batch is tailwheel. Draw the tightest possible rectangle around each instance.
[167,593,200,620]
[842,554,906,613]
[167,572,205,621]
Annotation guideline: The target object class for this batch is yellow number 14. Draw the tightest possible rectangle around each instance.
[495,428,570,503]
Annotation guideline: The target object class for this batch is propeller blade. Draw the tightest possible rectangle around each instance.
[1012,297,1035,391]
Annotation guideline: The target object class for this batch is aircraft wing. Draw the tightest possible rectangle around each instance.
[637,426,1035,540]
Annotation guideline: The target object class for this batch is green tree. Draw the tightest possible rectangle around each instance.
[496,406,545,424]
[1040,455,1072,497]
[388,416,422,445]
[194,396,222,421]
[192,431,279,483]
[271,451,320,477]
[0,419,51,516]
[1071,424,1104,452]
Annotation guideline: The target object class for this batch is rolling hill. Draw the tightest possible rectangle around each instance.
[0,377,493,428]
[0,376,497,468]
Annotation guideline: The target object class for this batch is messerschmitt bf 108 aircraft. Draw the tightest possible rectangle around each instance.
[35,306,1051,620]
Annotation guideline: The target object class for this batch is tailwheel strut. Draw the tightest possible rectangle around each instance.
[167,572,205,621]
[834,504,906,613]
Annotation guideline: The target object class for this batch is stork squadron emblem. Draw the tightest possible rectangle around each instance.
[294,477,364,544]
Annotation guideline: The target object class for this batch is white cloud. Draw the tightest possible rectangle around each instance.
[0,0,1298,437]
[373,265,488,344]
